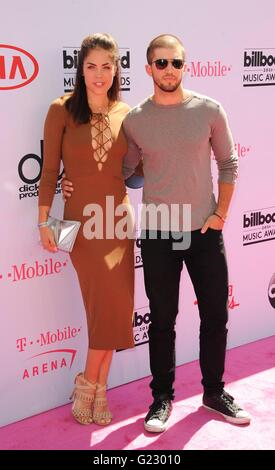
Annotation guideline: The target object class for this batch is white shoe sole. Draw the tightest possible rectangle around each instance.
[144,421,168,433]
[203,404,251,424]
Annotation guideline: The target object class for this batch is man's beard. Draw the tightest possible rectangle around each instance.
[153,76,182,93]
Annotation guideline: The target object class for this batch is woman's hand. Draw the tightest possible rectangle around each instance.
[134,160,144,177]
[61,173,74,201]
[39,226,58,252]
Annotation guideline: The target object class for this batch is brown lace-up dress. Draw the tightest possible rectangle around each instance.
[39,96,134,350]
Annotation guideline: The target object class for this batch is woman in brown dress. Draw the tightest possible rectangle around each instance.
[38,34,134,426]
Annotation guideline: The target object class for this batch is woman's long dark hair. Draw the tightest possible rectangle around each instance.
[65,33,121,124]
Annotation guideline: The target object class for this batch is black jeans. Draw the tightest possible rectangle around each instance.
[141,229,228,401]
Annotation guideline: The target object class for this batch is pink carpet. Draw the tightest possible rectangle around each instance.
[1,336,274,450]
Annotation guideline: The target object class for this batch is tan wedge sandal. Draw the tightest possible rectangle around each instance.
[92,383,113,426]
[70,373,96,425]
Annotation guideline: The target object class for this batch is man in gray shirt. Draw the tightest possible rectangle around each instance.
[123,34,250,432]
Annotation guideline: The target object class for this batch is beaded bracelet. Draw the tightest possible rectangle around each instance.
[214,212,226,223]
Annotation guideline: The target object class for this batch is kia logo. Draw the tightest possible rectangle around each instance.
[0,44,39,90]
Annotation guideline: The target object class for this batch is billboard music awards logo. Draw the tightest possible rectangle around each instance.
[132,306,150,346]
[243,207,275,246]
[268,273,275,309]
[17,140,63,200]
[62,47,131,93]
[16,325,81,380]
[0,44,39,90]
[242,49,275,87]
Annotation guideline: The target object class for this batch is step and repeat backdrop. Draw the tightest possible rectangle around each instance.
[1,0,275,426]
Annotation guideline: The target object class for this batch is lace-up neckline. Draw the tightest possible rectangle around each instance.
[89,102,113,171]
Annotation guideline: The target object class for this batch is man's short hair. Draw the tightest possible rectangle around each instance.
[146,34,185,64]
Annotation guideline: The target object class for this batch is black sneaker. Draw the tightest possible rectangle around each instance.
[144,398,172,433]
[203,390,251,424]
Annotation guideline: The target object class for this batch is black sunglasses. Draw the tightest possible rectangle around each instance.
[152,58,184,70]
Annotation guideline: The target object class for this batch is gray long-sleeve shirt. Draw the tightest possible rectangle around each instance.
[122,91,238,231]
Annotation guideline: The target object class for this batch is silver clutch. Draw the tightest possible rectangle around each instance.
[47,216,81,252]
